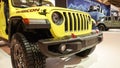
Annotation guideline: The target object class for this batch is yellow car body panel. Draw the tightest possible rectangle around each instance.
[48,9,92,37]
[0,1,8,40]
[10,6,92,38]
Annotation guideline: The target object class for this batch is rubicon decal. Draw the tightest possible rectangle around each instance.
[16,8,40,13]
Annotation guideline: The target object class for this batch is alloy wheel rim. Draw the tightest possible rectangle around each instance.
[13,42,25,68]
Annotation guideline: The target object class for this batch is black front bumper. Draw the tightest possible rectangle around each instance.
[37,32,103,57]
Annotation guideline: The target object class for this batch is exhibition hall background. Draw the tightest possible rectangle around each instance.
[54,0,120,22]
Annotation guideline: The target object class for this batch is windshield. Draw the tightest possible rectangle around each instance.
[12,0,53,8]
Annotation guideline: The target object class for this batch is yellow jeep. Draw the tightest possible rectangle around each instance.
[0,0,103,68]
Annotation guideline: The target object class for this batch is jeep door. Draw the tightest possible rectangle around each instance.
[111,16,120,28]
[104,16,112,27]
[0,0,8,39]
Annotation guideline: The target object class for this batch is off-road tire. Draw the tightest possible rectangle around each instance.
[76,46,96,57]
[10,33,46,68]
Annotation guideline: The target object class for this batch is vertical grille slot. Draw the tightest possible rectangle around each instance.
[88,16,91,29]
[83,15,86,30]
[77,13,80,31]
[73,13,77,31]
[86,15,89,29]
[68,13,73,31]
[63,12,68,31]
[80,14,83,30]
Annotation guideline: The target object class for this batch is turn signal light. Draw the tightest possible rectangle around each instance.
[23,18,29,24]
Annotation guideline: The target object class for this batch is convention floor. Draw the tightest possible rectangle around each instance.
[0,29,120,68]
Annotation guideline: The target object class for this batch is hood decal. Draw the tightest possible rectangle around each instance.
[16,8,40,13]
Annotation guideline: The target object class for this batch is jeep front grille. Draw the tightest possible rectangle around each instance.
[63,12,90,32]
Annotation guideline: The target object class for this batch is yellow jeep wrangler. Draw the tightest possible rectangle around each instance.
[0,0,103,68]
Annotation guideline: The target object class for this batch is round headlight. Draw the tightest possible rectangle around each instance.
[52,12,63,25]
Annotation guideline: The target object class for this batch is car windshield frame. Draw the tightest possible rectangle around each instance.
[11,0,53,8]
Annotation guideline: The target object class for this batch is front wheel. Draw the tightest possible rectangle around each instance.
[76,46,96,57]
[10,33,46,68]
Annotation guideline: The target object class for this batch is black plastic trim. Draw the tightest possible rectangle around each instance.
[37,32,103,57]
[25,24,51,29]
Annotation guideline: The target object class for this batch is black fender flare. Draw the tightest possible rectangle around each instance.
[8,16,24,41]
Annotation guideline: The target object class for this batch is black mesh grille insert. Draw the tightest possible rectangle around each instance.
[63,12,68,31]
[77,13,80,31]
[68,13,73,31]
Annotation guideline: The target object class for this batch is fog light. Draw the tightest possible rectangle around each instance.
[59,44,66,53]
